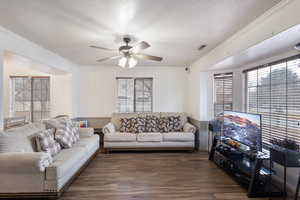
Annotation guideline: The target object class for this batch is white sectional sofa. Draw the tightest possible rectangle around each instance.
[0,121,99,199]
[103,112,197,151]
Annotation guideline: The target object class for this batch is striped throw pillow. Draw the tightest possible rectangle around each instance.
[72,121,80,140]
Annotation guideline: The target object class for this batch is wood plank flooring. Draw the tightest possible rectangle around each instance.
[61,152,267,200]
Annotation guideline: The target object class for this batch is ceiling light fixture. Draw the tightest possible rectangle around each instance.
[128,57,137,68]
[118,57,127,68]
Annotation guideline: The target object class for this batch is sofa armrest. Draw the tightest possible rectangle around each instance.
[103,122,116,134]
[79,127,94,137]
[183,122,197,134]
[0,152,52,173]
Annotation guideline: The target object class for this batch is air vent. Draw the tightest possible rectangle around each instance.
[198,44,207,51]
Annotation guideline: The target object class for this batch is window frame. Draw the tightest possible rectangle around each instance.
[10,76,50,122]
[244,54,300,144]
[116,77,153,112]
[213,72,233,117]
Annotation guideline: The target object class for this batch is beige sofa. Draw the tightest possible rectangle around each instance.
[103,112,197,151]
[0,121,99,199]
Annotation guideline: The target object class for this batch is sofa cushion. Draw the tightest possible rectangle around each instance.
[131,117,146,133]
[120,118,132,133]
[158,117,170,133]
[111,113,139,131]
[104,132,136,142]
[73,135,99,153]
[163,132,194,142]
[160,112,188,128]
[36,128,61,157]
[46,146,86,180]
[137,132,162,142]
[168,116,183,132]
[145,115,159,132]
[138,112,161,118]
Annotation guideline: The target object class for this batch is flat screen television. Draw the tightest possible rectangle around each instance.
[223,111,262,151]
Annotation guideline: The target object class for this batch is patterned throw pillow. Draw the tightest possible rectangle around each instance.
[36,128,61,157]
[55,120,76,148]
[158,117,170,133]
[120,118,132,132]
[168,116,182,132]
[72,121,80,140]
[132,117,146,133]
[145,115,159,132]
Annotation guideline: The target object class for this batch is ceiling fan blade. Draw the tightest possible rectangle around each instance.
[96,55,121,62]
[90,45,117,51]
[130,41,150,54]
[134,53,163,62]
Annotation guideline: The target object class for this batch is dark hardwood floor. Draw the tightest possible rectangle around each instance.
[61,152,267,200]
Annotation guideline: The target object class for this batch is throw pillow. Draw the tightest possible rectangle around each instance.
[145,115,159,132]
[158,117,170,133]
[55,120,76,148]
[65,119,80,143]
[168,116,182,132]
[72,121,80,141]
[36,128,61,157]
[131,117,146,133]
[120,118,132,132]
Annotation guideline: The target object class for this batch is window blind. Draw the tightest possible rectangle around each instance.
[10,76,50,122]
[213,73,233,116]
[245,54,300,144]
[117,78,153,112]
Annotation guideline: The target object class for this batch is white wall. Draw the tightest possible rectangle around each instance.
[72,66,188,117]
[0,26,77,129]
[3,52,73,119]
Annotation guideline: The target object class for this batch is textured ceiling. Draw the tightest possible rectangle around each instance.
[0,0,281,66]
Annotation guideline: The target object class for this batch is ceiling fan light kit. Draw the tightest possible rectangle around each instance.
[118,56,137,68]
[128,57,137,68]
[90,36,163,69]
[118,57,127,68]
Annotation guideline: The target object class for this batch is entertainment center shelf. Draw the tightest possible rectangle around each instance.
[210,136,285,198]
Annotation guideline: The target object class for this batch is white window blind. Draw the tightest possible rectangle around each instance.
[117,78,153,112]
[245,55,300,144]
[213,73,233,116]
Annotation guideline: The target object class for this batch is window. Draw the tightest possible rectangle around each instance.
[213,73,233,116]
[117,78,153,112]
[10,76,50,122]
[245,54,300,144]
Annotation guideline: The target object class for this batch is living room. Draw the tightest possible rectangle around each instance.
[0,0,300,199]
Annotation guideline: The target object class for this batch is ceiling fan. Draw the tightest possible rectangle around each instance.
[90,37,163,68]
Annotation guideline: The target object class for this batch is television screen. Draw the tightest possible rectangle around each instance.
[223,111,262,151]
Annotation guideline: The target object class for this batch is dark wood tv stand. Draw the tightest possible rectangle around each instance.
[209,136,285,198]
